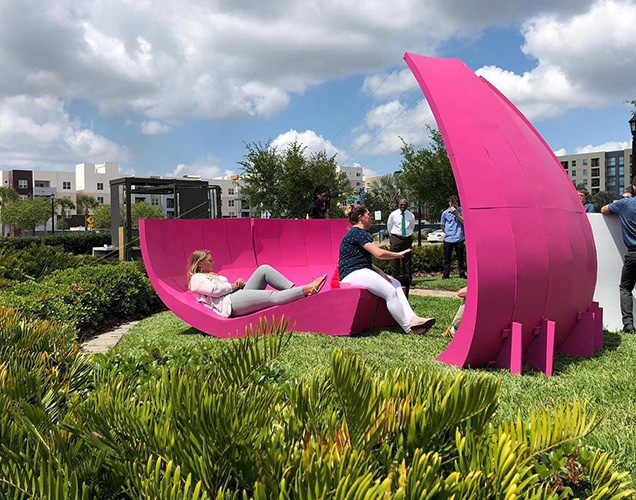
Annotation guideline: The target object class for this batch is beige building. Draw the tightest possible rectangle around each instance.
[337,165,364,203]
[557,148,633,196]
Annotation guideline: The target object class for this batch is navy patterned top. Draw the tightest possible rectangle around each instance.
[338,227,373,280]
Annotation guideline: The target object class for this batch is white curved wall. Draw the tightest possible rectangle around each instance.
[589,213,634,331]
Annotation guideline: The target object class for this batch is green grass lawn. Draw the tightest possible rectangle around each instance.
[412,275,467,291]
[113,295,636,474]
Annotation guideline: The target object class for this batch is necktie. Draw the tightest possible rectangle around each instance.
[401,213,406,237]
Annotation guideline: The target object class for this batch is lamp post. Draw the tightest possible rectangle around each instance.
[630,115,636,179]
[50,194,55,235]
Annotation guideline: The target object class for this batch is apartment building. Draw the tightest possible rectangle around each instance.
[337,164,364,204]
[557,148,633,196]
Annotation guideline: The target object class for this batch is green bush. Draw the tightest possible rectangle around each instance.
[0,262,163,338]
[0,243,102,282]
[0,231,110,254]
[373,243,446,274]
[0,313,631,499]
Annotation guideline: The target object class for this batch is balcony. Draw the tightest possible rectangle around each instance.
[34,186,57,197]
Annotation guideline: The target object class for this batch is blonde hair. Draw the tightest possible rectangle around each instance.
[187,249,212,288]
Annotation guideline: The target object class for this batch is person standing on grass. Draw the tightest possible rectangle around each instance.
[441,195,466,280]
[387,198,415,290]
[308,185,330,219]
[601,176,636,334]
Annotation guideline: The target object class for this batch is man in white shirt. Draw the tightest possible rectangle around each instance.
[387,198,415,289]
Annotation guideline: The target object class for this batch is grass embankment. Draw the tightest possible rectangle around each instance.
[412,274,467,291]
[113,295,636,474]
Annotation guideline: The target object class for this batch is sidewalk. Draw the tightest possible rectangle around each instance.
[81,320,139,354]
[410,288,459,298]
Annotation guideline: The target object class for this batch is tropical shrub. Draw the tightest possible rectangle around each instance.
[0,312,632,499]
[0,243,102,282]
[0,231,111,254]
[374,243,446,274]
[0,262,163,338]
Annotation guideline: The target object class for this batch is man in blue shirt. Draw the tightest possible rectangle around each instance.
[602,178,636,333]
[440,195,466,280]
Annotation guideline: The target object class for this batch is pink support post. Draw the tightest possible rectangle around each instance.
[496,322,523,375]
[524,319,556,377]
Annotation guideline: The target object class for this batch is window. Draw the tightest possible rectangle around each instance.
[19,194,28,201]
[607,157,616,166]
[35,181,48,187]
[63,195,71,200]
[97,196,104,204]
[356,172,361,176]
[97,182,104,191]
[571,170,577,177]
[135,197,146,204]
[572,160,577,167]
[619,156,625,166]
[228,187,234,195]
[63,181,71,190]
[166,198,175,208]
[560,161,568,168]
[241,211,250,218]
[228,200,235,207]
[591,178,600,187]
[229,212,235,217]
[591,158,600,167]
[167,211,175,219]
[583,169,588,176]
[607,178,616,187]
[583,159,589,166]
[151,197,160,206]
[620,166,625,176]
[591,168,600,177]
[592,188,599,194]
[18,179,28,189]
[64,209,72,217]
[356,182,360,186]
[607,167,616,177]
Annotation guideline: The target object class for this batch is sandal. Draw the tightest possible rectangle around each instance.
[410,318,436,335]
[308,274,328,296]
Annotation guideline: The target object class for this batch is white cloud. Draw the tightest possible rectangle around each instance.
[271,129,349,161]
[168,154,224,179]
[574,140,631,154]
[0,95,129,169]
[553,148,567,156]
[352,99,436,156]
[140,120,171,135]
[474,0,636,121]
[362,69,419,100]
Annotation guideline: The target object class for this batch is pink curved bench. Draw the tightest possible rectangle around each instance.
[405,53,603,375]
[139,218,397,337]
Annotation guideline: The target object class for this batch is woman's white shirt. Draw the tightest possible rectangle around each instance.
[189,273,233,317]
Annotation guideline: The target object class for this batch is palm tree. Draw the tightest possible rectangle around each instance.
[75,194,99,215]
[55,198,75,234]
[0,186,19,237]
[363,173,409,218]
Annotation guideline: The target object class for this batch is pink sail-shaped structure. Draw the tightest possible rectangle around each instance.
[404,53,603,375]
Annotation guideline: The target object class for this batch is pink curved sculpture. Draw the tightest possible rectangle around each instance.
[405,53,603,375]
[139,218,397,338]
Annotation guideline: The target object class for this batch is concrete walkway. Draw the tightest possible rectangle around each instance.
[81,320,139,354]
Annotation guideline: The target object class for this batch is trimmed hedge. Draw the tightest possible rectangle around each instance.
[0,244,102,283]
[0,231,111,254]
[0,262,163,339]
[373,243,446,274]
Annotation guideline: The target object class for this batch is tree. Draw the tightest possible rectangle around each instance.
[590,190,616,210]
[55,198,75,234]
[400,127,457,222]
[93,204,111,229]
[363,173,409,221]
[0,197,51,233]
[239,140,353,218]
[0,187,19,236]
[75,194,99,215]
[130,202,163,228]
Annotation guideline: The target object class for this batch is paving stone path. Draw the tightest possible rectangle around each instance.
[410,288,459,298]
[81,320,139,354]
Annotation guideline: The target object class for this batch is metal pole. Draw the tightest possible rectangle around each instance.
[51,195,55,235]
[417,202,422,247]
[632,134,635,180]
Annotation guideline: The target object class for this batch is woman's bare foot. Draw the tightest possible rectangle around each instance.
[302,275,328,296]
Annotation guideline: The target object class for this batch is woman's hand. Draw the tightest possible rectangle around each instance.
[232,278,246,291]
[397,248,412,258]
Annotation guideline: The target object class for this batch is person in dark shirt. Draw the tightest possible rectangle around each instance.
[308,185,330,219]
[577,187,595,213]
[602,176,636,333]
[338,205,436,334]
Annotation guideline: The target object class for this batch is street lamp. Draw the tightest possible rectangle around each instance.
[629,115,636,178]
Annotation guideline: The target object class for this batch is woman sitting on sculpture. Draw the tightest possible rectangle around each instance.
[339,206,436,334]
[188,250,327,317]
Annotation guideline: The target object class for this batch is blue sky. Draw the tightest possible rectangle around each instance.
[1,0,635,179]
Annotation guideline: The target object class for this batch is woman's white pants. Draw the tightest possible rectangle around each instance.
[341,268,416,333]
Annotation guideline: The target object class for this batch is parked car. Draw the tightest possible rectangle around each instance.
[371,229,389,239]
[426,230,445,243]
